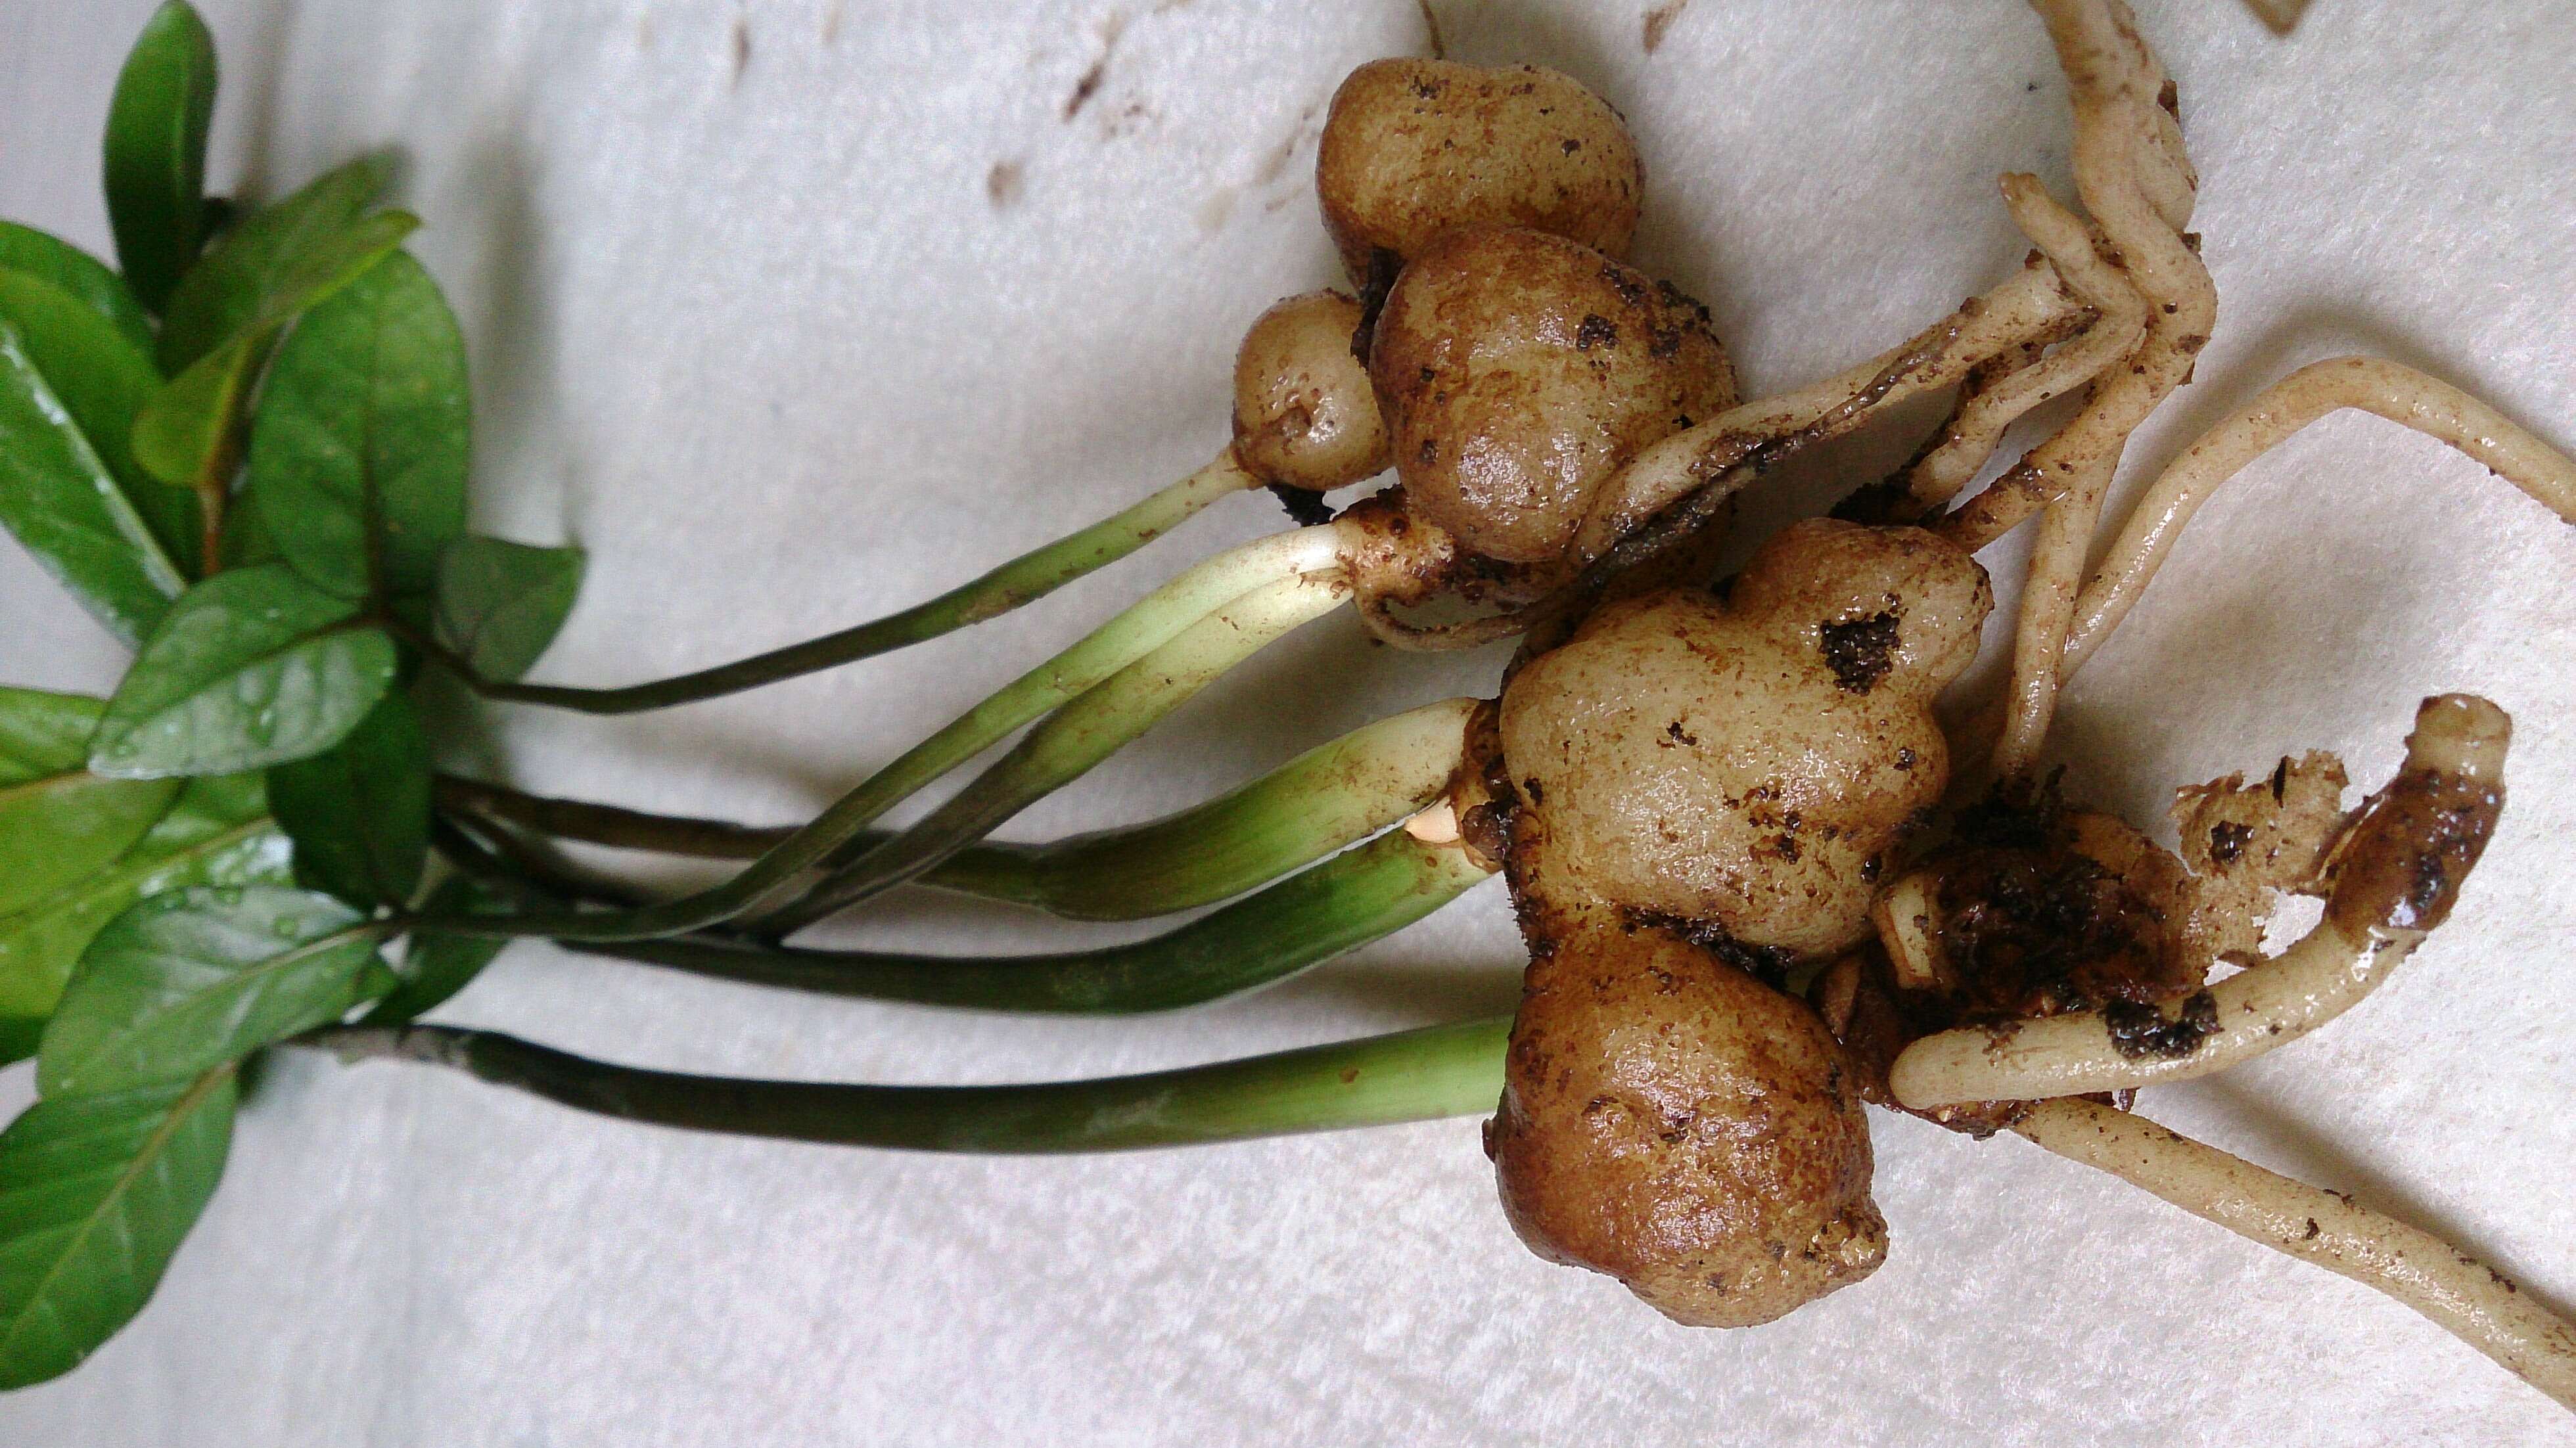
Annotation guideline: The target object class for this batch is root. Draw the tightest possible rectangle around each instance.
[2014,1097,2576,1411]
[1989,0,2218,779]
[1893,695,2508,1106]
[1572,261,2090,567]
[2063,357,2576,679]
[1889,174,2142,519]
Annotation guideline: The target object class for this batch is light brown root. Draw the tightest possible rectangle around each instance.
[1888,336,2056,520]
[1548,0,2196,597]
[1989,0,2217,779]
[1571,260,2092,564]
[1893,175,2146,520]
[1936,5,2213,556]
[1894,694,2508,1106]
[2013,1097,2576,1412]
[2063,356,2576,678]
[1370,260,2097,648]
[1939,351,2576,784]
[1994,447,2124,777]
[2107,0,2197,229]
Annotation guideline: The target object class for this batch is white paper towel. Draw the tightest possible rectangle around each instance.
[3,1,2572,1443]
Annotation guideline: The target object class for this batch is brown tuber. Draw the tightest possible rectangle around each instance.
[1230,290,1391,492]
[1369,227,1735,564]
[1316,58,1645,285]
[1486,520,1991,1326]
[1501,520,1990,955]
[1486,851,1885,1327]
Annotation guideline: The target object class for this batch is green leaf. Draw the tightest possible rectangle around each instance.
[434,535,584,681]
[362,876,515,1025]
[0,776,179,915]
[126,328,252,489]
[265,691,428,908]
[0,221,154,352]
[101,1,219,315]
[215,486,282,569]
[133,190,418,491]
[0,314,189,644]
[38,885,389,1096]
[89,564,396,779]
[0,1067,237,1388]
[0,269,198,574]
[130,210,421,490]
[0,687,106,779]
[158,155,402,374]
[0,689,181,916]
[0,780,288,1062]
[248,251,468,600]
[0,1018,41,1064]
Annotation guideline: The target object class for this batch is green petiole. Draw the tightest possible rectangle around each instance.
[754,569,1354,932]
[432,695,1476,922]
[452,455,1256,714]
[306,1015,1513,1152]
[569,828,1494,1012]
[409,526,1353,943]
[920,696,1477,920]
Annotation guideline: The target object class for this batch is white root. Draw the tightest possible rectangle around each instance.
[2063,357,2576,679]
[2013,1097,2576,1412]
[1402,798,1461,846]
[1991,0,2217,779]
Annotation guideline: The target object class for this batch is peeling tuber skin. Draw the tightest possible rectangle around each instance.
[1316,58,1645,286]
[1886,695,2512,1108]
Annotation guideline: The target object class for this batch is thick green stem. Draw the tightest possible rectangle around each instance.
[431,696,1475,922]
[310,1016,1512,1152]
[465,454,1256,714]
[410,526,1353,943]
[757,571,1354,932]
[571,830,1494,1012]
[931,697,1478,920]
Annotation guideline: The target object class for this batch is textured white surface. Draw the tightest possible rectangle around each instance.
[4,1,2574,1442]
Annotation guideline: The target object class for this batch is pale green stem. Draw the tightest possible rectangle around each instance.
[756,568,1354,932]
[411,524,1354,942]
[471,453,1258,713]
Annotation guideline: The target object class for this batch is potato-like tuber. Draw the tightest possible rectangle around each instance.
[1500,520,1990,957]
[1316,58,1644,285]
[1231,290,1390,493]
[1369,227,1734,564]
[1483,520,1989,1326]
[1488,811,1885,1326]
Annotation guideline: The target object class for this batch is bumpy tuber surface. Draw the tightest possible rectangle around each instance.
[1488,813,1885,1327]
[1500,520,1990,956]
[1316,58,1645,285]
[1369,227,1735,564]
[1483,520,1991,1326]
